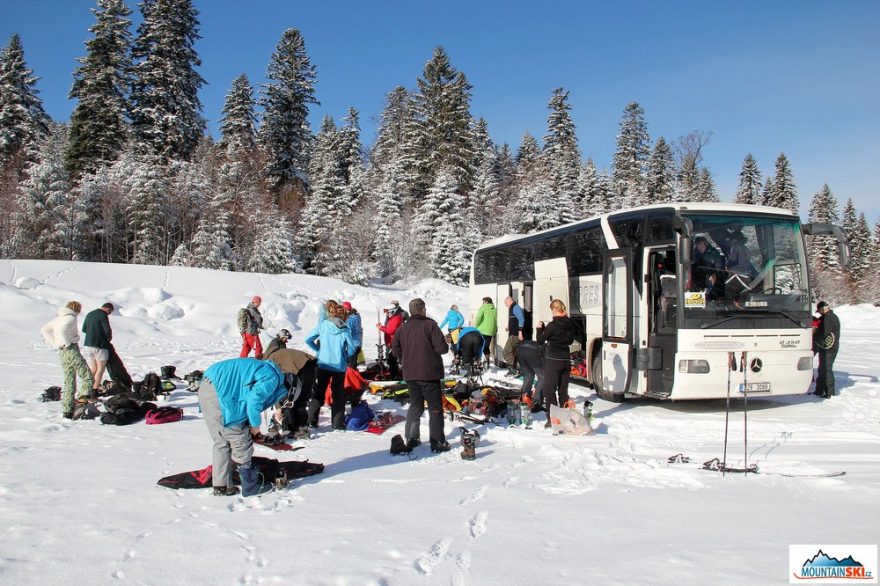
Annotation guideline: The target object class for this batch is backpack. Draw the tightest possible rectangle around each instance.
[136,372,162,401]
[237,307,248,332]
[73,402,101,420]
[100,395,156,426]
[100,380,127,396]
[145,406,183,425]
[39,386,61,402]
[345,400,375,431]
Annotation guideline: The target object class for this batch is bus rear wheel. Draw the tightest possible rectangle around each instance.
[593,353,625,403]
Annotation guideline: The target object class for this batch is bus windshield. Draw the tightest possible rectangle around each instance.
[681,213,810,328]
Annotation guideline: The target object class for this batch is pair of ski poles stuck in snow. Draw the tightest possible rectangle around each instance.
[722,351,753,474]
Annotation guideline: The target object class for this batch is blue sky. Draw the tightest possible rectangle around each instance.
[3,0,879,220]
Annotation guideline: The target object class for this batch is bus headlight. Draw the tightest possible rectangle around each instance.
[797,356,813,370]
[678,360,710,374]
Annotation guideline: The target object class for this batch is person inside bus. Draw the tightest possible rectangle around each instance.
[692,236,725,296]
[723,230,754,303]
[658,253,678,328]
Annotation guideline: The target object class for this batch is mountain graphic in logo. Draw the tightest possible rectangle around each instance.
[802,550,864,569]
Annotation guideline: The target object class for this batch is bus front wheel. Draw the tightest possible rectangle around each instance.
[593,353,625,403]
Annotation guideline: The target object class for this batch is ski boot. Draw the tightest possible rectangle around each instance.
[238,461,273,496]
[430,440,451,453]
[460,429,480,460]
[212,485,241,496]
[390,434,412,455]
[274,468,288,490]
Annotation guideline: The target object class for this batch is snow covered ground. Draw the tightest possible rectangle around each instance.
[0,259,877,585]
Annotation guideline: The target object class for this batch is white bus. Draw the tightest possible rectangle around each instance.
[469,203,847,401]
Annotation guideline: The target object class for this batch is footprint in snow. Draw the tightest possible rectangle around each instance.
[415,537,452,575]
[459,484,488,506]
[469,510,488,539]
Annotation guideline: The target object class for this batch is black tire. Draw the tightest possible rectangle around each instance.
[593,351,625,403]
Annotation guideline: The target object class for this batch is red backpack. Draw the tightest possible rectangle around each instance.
[145,406,183,425]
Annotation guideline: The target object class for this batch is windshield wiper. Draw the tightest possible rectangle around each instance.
[701,308,805,329]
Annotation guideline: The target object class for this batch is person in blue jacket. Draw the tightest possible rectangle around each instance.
[198,357,289,497]
[306,302,357,431]
[342,301,363,368]
[438,304,465,343]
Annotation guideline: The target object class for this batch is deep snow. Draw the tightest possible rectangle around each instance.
[0,259,877,585]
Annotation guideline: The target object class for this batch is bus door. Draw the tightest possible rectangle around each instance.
[644,247,677,398]
[534,258,569,329]
[601,249,633,399]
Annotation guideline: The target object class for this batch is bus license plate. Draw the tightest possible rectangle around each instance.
[739,382,771,393]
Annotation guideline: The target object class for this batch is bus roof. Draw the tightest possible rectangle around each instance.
[475,202,799,252]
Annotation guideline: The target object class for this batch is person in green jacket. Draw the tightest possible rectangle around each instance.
[474,297,498,364]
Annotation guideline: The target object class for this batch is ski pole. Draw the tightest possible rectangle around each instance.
[723,352,735,472]
[741,351,749,474]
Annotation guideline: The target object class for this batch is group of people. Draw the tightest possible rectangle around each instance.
[40,301,116,418]
[690,230,759,303]
[39,289,843,497]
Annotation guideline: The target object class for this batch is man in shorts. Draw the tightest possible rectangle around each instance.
[81,302,114,393]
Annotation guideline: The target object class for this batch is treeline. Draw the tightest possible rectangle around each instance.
[0,0,876,303]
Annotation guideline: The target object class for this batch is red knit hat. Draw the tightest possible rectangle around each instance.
[342,301,352,310]
[252,295,262,304]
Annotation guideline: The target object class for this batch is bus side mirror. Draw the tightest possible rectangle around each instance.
[679,236,693,265]
[803,223,849,269]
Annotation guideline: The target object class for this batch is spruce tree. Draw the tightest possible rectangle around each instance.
[734,154,762,205]
[469,153,501,241]
[807,184,841,271]
[611,101,649,206]
[219,74,257,158]
[372,158,405,279]
[339,107,365,206]
[259,28,318,188]
[645,137,675,203]
[542,88,581,202]
[426,168,469,284]
[695,167,719,202]
[0,34,50,167]
[760,177,774,206]
[412,47,475,192]
[67,0,133,177]
[850,212,872,298]
[129,0,205,160]
[767,153,798,212]
[297,117,339,274]
[125,153,168,264]
[12,123,74,259]
[249,206,297,274]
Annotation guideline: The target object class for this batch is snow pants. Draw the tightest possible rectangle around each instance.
[543,357,571,409]
[239,333,263,359]
[307,368,346,430]
[405,380,445,444]
[815,348,838,398]
[517,342,544,403]
[199,379,253,489]
[59,344,94,415]
[481,335,495,363]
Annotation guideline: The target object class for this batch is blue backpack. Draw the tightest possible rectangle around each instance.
[345,401,375,431]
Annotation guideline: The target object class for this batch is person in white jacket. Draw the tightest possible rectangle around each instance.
[40,301,95,419]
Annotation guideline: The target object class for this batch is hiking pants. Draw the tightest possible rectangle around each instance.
[543,357,571,409]
[59,344,94,414]
[386,349,400,379]
[239,333,263,359]
[199,379,253,489]
[815,348,838,398]
[405,380,445,444]
[308,368,346,430]
[503,336,521,368]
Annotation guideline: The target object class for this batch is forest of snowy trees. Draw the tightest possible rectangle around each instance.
[0,0,876,305]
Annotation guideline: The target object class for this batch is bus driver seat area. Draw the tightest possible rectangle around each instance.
[652,250,678,330]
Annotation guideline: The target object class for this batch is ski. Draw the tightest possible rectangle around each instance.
[668,455,845,478]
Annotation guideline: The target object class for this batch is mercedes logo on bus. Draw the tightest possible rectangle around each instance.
[750,358,763,373]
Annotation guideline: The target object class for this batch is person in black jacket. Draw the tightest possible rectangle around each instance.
[391,298,450,452]
[81,302,114,393]
[536,299,577,426]
[813,301,840,399]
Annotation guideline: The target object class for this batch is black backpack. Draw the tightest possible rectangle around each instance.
[39,386,62,402]
[100,394,156,426]
[135,372,162,401]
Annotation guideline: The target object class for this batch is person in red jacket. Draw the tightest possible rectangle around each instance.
[377,301,404,378]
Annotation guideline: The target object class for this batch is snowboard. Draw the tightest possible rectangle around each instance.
[253,435,305,451]
[366,414,405,434]
[157,456,324,489]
